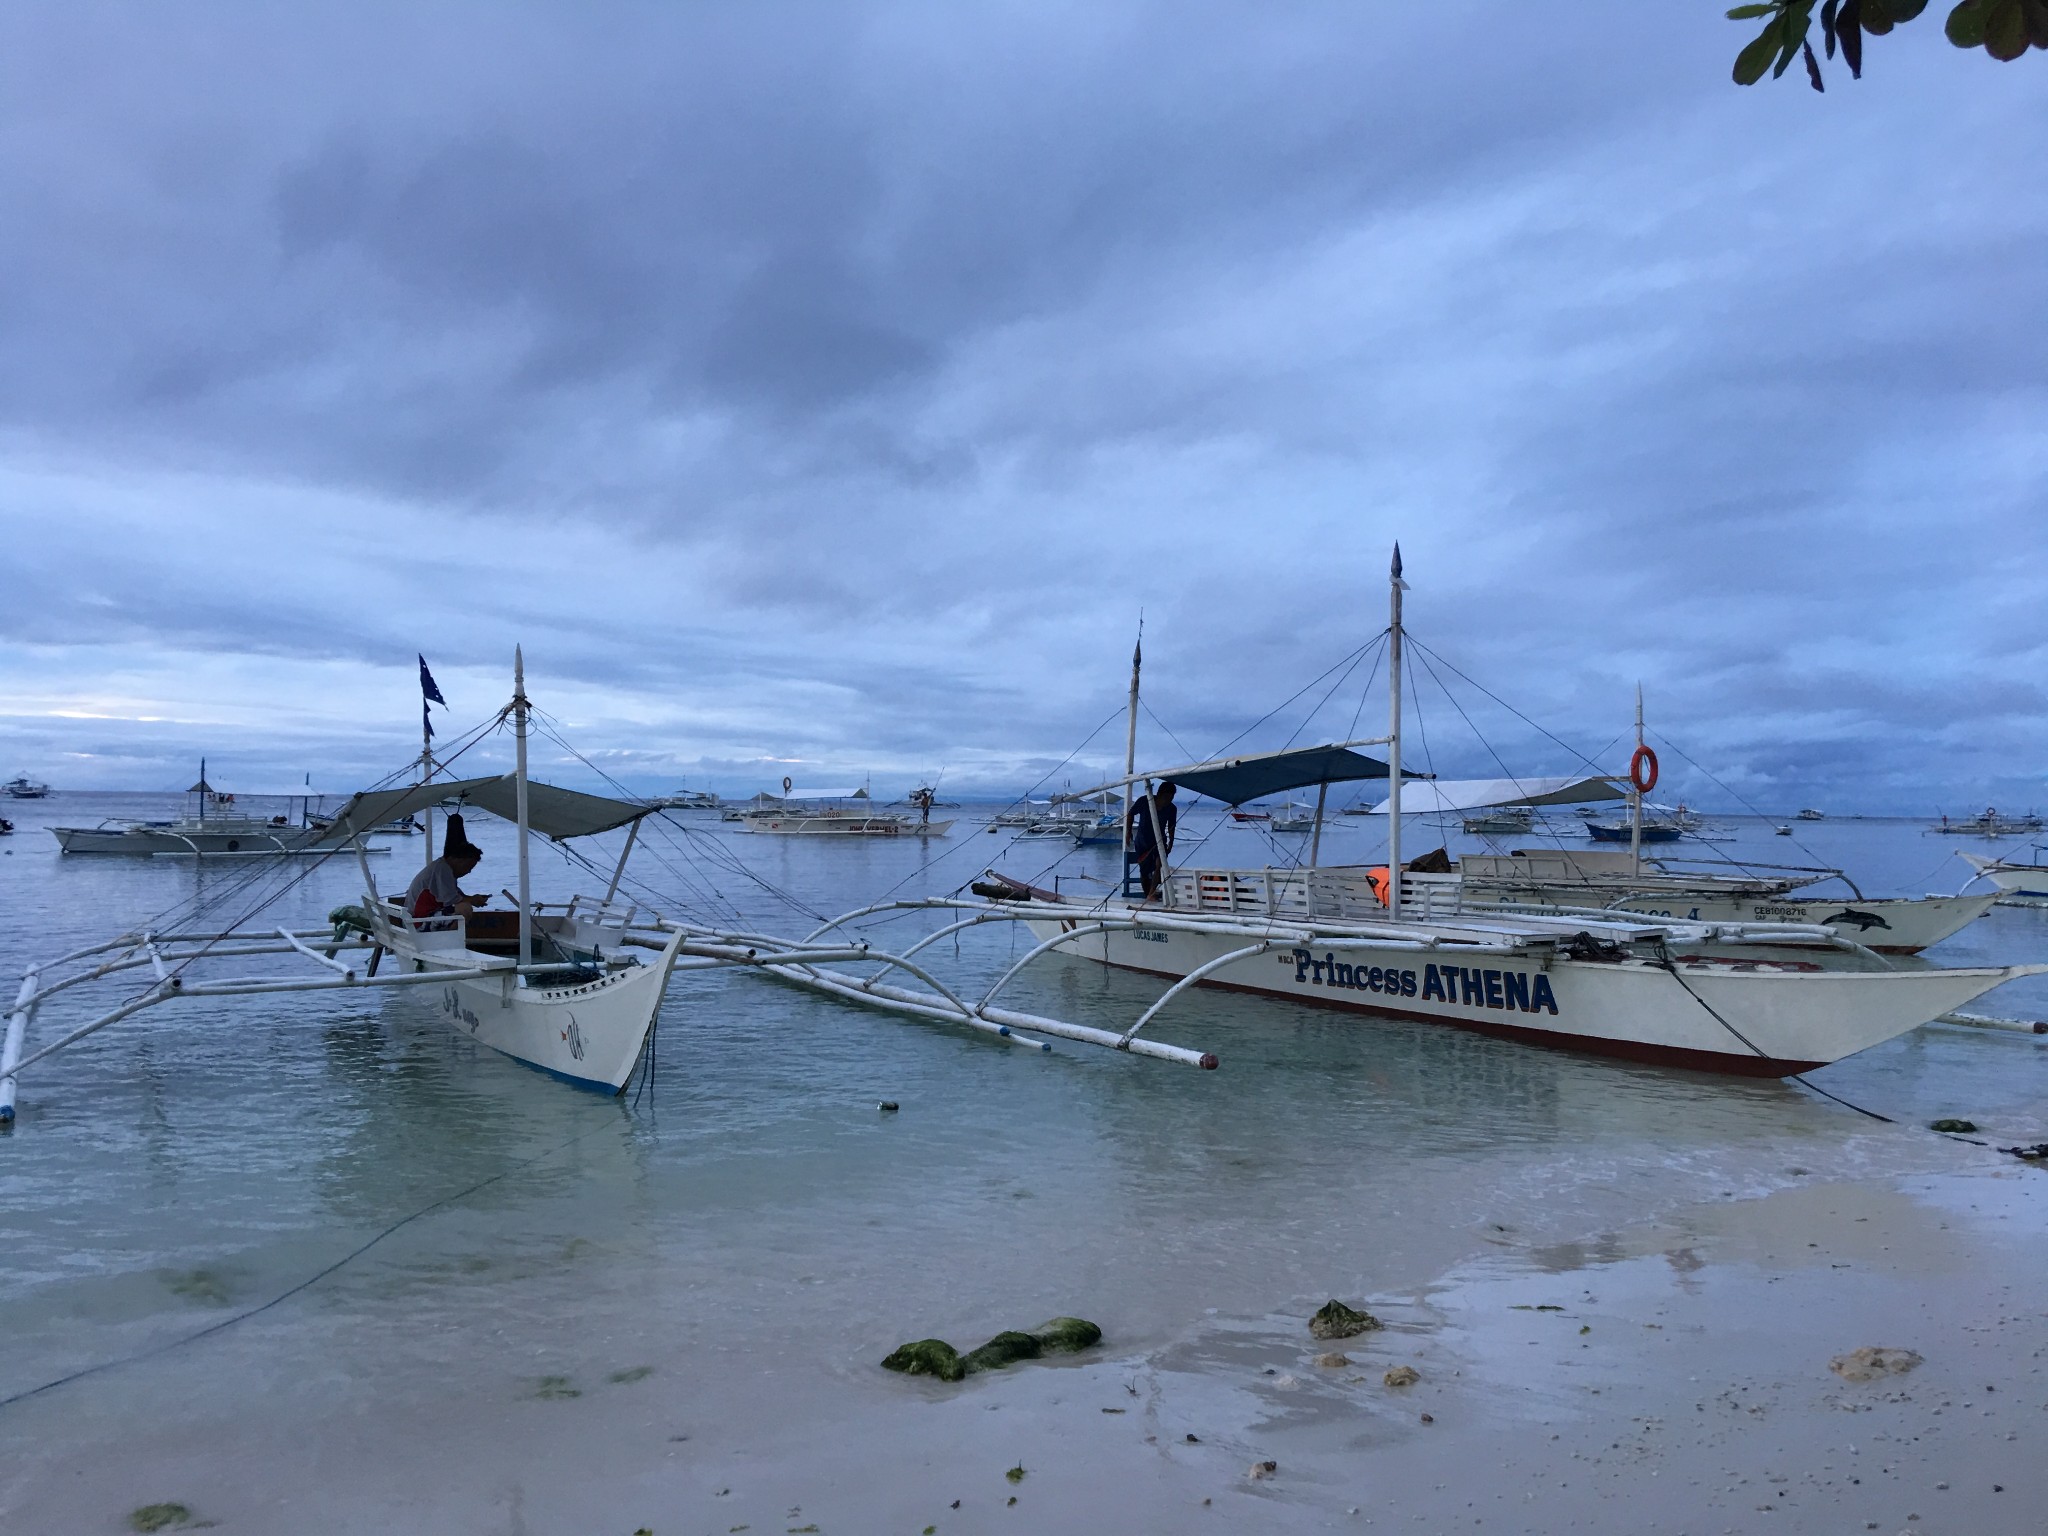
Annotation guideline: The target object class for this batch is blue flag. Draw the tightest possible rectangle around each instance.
[423,699,435,741]
[418,655,447,707]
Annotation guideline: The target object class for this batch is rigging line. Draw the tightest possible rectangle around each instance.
[1644,728,1832,874]
[1277,644,1372,756]
[0,1113,627,1414]
[1207,636,1382,760]
[1332,636,1392,809]
[1656,958,1894,1124]
[1139,700,1196,766]
[865,700,1132,908]
[1403,636,1616,779]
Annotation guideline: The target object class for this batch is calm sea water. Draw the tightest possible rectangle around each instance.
[2,793,2045,1499]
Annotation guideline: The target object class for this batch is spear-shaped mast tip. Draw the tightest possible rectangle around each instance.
[1391,543,1403,579]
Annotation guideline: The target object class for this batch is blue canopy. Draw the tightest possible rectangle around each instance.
[1165,744,1404,805]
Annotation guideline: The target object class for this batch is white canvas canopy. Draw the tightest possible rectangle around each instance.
[315,774,651,844]
[1363,775,1624,816]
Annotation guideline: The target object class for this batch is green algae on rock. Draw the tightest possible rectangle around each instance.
[1030,1316,1102,1352]
[1308,1299,1382,1339]
[962,1331,1043,1372]
[884,1316,1101,1381]
[128,1506,192,1533]
[881,1338,967,1381]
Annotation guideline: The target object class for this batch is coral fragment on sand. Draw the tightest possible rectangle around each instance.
[1308,1300,1382,1340]
[1830,1346,1923,1382]
[882,1339,967,1382]
[1383,1365,1420,1388]
[129,1508,192,1533]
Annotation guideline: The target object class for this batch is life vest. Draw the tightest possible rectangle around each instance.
[1365,865,1391,907]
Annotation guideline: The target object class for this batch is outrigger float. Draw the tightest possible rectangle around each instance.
[1,651,1217,1129]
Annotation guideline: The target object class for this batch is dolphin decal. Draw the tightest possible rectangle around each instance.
[1822,908,1891,932]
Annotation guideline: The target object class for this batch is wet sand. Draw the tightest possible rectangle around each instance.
[7,1159,2043,1535]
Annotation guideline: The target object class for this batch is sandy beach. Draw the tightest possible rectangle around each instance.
[8,1147,2043,1536]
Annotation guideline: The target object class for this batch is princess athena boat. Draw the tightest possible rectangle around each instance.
[950,550,2043,1077]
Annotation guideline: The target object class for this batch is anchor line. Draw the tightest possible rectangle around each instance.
[0,1114,625,1413]
[1656,957,1895,1125]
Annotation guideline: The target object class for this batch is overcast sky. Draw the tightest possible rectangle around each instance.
[0,2,2040,811]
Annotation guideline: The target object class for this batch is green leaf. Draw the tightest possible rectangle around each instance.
[1773,2,1814,73]
[2021,0,2048,44]
[1983,0,2031,52]
[1840,0,1865,70]
[1735,16,1787,80]
[1822,0,1840,54]
[1889,0,1930,17]
[1946,0,1987,42]
[1727,3,1776,15]
[1863,0,1896,32]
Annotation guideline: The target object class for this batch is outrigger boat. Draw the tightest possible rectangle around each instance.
[1962,849,2048,908]
[967,550,2042,1077]
[2,652,1219,1128]
[51,766,351,858]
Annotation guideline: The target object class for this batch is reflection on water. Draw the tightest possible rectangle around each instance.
[1,799,2044,1437]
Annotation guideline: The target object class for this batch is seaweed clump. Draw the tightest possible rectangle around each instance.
[128,1507,192,1533]
[881,1339,967,1382]
[1308,1300,1383,1340]
[882,1317,1102,1381]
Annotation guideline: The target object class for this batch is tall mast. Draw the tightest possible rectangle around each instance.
[197,757,206,829]
[1630,683,1644,877]
[1120,618,1142,879]
[422,686,436,879]
[1386,546,1406,919]
[514,646,533,968]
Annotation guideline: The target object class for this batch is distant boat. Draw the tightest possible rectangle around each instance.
[4,776,49,799]
[1797,808,1824,821]
[1269,798,1317,832]
[733,786,952,837]
[651,788,719,810]
[53,763,360,857]
[1584,818,1682,844]
[1933,807,2044,837]
[1775,824,1792,836]
[1462,806,1534,836]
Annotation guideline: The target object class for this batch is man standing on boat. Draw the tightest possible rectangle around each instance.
[1127,780,1177,900]
[404,815,489,922]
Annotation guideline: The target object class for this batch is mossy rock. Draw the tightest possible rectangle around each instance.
[1308,1299,1383,1340]
[1030,1316,1102,1353]
[128,1507,192,1533]
[1930,1118,1978,1134]
[881,1338,966,1382]
[962,1331,1043,1373]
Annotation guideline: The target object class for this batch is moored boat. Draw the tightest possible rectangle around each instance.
[4,776,50,799]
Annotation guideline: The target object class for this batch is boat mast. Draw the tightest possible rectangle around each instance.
[1630,684,1644,877]
[514,646,533,967]
[421,689,436,880]
[196,757,206,830]
[1121,618,1141,887]
[1386,546,1405,919]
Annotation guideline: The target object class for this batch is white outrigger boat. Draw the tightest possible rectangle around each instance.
[733,785,953,837]
[51,766,354,858]
[1,652,1217,1128]
[1962,848,2048,907]
[969,549,2040,1077]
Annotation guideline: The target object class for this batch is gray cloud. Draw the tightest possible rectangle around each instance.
[0,2,2041,808]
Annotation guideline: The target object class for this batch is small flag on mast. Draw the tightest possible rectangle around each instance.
[419,655,446,742]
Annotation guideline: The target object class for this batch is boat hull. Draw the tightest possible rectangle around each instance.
[434,956,674,1092]
[1962,855,2048,907]
[1021,913,2021,1076]
[53,823,333,856]
[737,816,954,836]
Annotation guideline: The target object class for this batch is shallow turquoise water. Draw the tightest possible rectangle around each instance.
[1,794,2044,1490]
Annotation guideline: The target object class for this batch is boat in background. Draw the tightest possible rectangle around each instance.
[51,765,364,857]
[1462,806,1535,836]
[1962,849,2048,907]
[4,776,49,799]
[1585,817,1682,843]
[734,785,952,836]
[651,788,720,810]
[1934,808,2044,837]
[1798,808,1825,821]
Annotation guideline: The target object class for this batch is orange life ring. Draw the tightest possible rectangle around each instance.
[1629,745,1659,796]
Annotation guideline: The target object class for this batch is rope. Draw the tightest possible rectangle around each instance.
[0,1113,625,1412]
